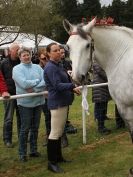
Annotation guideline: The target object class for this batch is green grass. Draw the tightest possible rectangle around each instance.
[0,95,133,177]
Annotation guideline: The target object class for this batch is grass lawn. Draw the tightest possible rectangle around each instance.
[0,93,133,177]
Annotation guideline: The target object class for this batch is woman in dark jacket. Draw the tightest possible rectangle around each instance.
[92,60,111,135]
[44,43,80,173]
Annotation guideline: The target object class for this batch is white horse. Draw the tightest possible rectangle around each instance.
[63,18,133,142]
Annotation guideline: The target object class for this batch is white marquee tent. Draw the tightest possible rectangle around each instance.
[0,32,58,49]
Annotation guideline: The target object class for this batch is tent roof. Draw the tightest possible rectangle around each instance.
[0,32,57,49]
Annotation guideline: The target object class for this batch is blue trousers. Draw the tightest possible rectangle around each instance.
[18,105,41,157]
[42,99,51,135]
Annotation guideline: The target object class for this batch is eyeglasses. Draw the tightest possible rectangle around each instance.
[60,52,65,54]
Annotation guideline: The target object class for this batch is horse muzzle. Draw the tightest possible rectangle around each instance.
[71,72,90,85]
[128,168,133,177]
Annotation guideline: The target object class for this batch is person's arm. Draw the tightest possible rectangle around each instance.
[45,66,75,91]
[13,67,40,89]
[0,71,10,98]
[33,67,46,92]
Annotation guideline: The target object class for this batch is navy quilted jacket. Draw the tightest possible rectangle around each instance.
[44,60,75,109]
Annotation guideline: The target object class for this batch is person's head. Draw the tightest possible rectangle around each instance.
[46,43,61,62]
[18,47,32,64]
[38,48,48,67]
[9,42,20,60]
[59,45,65,60]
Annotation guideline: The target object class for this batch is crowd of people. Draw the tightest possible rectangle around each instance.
[0,42,126,173]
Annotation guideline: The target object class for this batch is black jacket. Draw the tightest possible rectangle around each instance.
[0,56,20,95]
[92,61,111,103]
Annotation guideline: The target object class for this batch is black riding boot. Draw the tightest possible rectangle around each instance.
[47,139,64,173]
[57,138,71,163]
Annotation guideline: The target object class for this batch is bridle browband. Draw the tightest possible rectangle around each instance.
[69,31,91,38]
[69,32,78,36]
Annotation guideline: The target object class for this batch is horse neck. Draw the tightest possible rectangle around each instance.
[91,26,131,77]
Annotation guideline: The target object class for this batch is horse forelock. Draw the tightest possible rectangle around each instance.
[76,25,89,40]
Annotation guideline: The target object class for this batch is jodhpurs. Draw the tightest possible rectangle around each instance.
[49,106,68,140]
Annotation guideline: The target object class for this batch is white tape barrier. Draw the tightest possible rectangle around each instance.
[80,83,108,115]
[0,83,108,101]
[0,91,48,101]
[80,83,108,144]
[0,82,108,145]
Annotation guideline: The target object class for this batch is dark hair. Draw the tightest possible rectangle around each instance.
[46,42,58,53]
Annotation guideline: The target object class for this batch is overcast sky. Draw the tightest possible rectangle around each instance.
[78,0,127,6]
[100,0,112,6]
[78,0,112,6]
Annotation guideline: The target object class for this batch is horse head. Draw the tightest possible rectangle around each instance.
[63,18,96,84]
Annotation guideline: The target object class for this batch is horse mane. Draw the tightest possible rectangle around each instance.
[73,19,133,40]
[95,25,133,38]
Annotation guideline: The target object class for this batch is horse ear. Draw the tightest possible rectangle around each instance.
[83,17,97,33]
[63,19,73,34]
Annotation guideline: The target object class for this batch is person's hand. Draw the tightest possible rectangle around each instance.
[67,70,72,76]
[73,87,81,96]
[36,79,40,84]
[2,92,10,99]
[26,88,33,93]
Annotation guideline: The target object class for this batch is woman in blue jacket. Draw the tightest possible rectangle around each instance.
[44,43,81,173]
[13,48,45,162]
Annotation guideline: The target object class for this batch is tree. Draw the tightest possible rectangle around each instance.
[123,0,133,27]
[0,0,21,46]
[48,0,81,43]
[60,0,80,23]
[109,0,126,24]
[82,0,101,20]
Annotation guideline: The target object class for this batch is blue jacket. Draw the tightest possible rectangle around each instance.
[13,62,45,107]
[44,60,75,109]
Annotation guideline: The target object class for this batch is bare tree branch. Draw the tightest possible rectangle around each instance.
[0,32,19,46]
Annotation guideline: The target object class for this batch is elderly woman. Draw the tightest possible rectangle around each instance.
[44,43,81,173]
[13,48,45,162]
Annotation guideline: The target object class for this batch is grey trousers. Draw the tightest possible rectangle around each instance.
[3,99,21,143]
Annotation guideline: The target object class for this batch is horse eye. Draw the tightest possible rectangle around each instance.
[86,44,90,48]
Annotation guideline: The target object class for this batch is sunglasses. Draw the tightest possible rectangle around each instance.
[40,57,47,61]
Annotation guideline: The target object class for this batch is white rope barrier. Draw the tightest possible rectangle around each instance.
[79,82,108,144]
[0,83,108,101]
[0,82,108,145]
[77,82,108,89]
